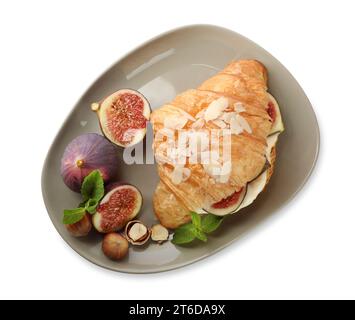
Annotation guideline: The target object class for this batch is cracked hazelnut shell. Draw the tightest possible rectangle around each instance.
[125,220,151,245]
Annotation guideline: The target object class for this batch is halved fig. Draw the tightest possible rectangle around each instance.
[239,171,268,210]
[249,158,270,183]
[92,184,143,233]
[266,132,279,162]
[267,93,284,135]
[203,187,247,216]
[238,132,279,210]
[91,89,151,147]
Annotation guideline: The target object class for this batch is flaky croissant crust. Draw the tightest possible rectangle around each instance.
[151,60,275,229]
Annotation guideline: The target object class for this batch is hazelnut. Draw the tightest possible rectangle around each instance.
[66,213,92,237]
[102,233,129,261]
[125,220,151,245]
[151,224,169,244]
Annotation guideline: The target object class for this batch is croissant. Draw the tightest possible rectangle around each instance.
[151,60,284,229]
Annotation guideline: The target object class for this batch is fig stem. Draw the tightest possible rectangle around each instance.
[91,103,100,112]
[76,159,85,168]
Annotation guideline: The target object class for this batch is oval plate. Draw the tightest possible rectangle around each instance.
[42,25,320,273]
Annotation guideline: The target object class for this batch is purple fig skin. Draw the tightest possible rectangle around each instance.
[60,133,119,192]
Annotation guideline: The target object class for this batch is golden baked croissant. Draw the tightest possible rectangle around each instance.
[151,60,284,229]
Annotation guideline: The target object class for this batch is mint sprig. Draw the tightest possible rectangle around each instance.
[172,224,196,244]
[63,170,104,225]
[85,198,99,214]
[191,212,202,229]
[63,207,86,225]
[172,212,224,245]
[81,170,104,202]
[201,213,224,233]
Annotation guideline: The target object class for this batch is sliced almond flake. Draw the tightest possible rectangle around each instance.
[167,147,180,161]
[221,112,236,124]
[236,114,252,134]
[171,166,183,185]
[164,116,188,130]
[155,152,174,165]
[191,118,205,130]
[234,102,246,113]
[171,165,190,184]
[195,109,206,119]
[230,117,243,135]
[156,141,170,152]
[178,109,196,122]
[204,97,229,122]
[213,119,227,128]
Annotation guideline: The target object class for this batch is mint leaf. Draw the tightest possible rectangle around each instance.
[172,223,196,245]
[201,214,224,233]
[63,207,86,225]
[190,211,202,229]
[172,213,225,245]
[78,201,86,208]
[63,171,103,226]
[81,170,104,202]
[193,228,207,242]
[85,198,99,214]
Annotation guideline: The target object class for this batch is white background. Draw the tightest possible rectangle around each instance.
[0,0,354,300]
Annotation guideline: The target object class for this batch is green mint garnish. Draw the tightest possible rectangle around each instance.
[191,211,202,229]
[192,228,207,242]
[81,170,104,202]
[201,213,224,233]
[172,223,196,245]
[85,198,99,214]
[62,170,104,225]
[63,207,86,225]
[172,212,224,245]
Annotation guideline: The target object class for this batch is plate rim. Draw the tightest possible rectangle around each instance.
[41,23,320,274]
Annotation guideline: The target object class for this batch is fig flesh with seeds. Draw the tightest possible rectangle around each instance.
[92,184,143,233]
[92,89,151,148]
[203,187,247,216]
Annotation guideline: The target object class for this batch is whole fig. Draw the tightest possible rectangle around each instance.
[61,133,119,192]
[65,213,92,237]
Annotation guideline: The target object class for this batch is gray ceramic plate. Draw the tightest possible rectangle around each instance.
[42,24,319,273]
